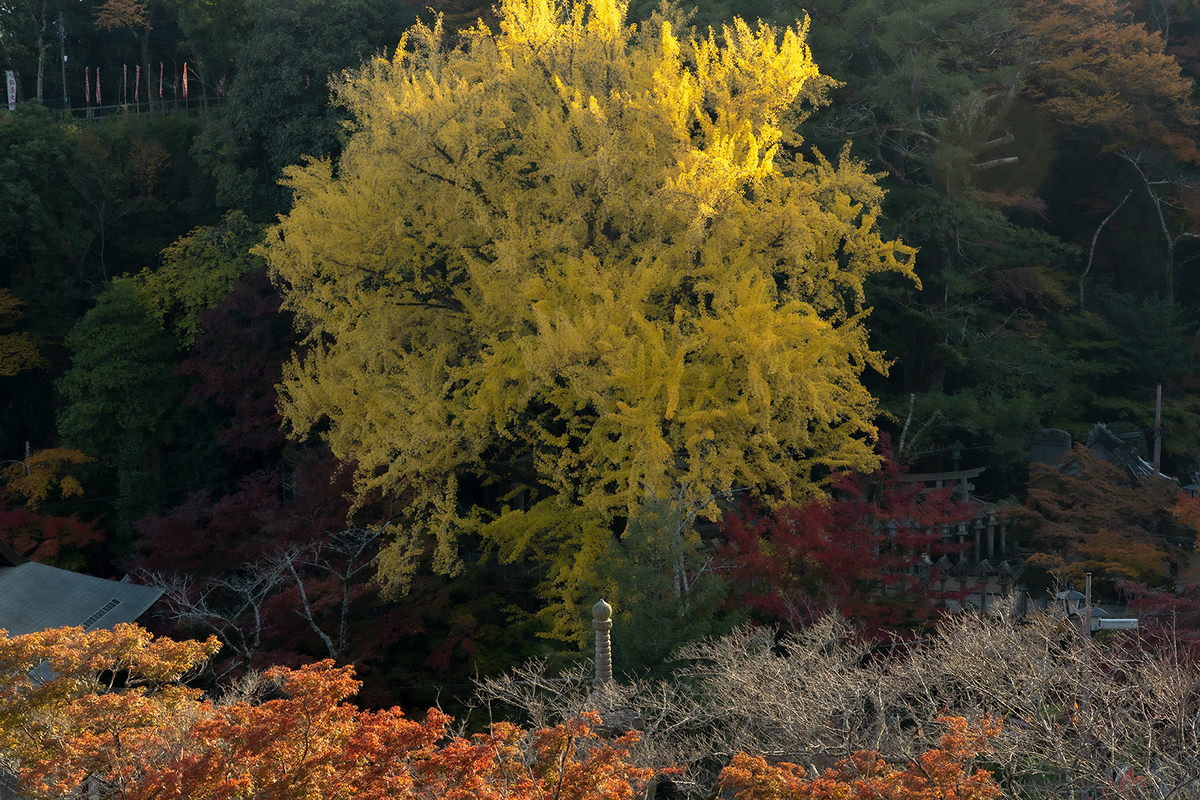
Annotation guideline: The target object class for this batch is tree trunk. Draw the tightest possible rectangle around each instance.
[35,41,45,101]
[30,0,48,102]
[139,28,152,110]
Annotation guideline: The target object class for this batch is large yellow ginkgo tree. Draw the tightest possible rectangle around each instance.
[262,0,916,638]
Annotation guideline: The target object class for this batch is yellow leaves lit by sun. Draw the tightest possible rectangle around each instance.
[262,0,916,637]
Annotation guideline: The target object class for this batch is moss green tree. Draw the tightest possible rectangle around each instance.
[263,0,916,639]
[592,492,746,674]
[56,279,181,542]
[136,210,265,347]
[192,0,417,216]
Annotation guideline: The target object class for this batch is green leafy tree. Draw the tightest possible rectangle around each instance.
[1088,284,1191,396]
[54,210,268,541]
[0,105,88,465]
[0,0,77,102]
[766,0,1087,476]
[55,278,182,540]
[768,0,1198,487]
[192,0,417,216]
[0,104,86,295]
[70,121,173,279]
[173,0,255,83]
[591,491,746,671]
[263,0,917,639]
[136,210,265,346]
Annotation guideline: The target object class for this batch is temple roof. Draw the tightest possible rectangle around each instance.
[1086,422,1159,478]
[0,540,161,637]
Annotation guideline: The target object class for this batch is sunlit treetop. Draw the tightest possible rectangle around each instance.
[263,0,916,623]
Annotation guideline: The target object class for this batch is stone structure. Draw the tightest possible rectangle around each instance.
[592,598,613,686]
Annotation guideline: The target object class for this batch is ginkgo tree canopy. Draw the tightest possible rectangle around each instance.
[263,0,916,627]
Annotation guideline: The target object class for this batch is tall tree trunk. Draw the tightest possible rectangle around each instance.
[1119,150,1188,305]
[25,0,49,101]
[139,28,152,110]
[35,40,46,101]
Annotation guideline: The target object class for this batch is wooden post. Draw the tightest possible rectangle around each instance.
[58,12,68,109]
[593,598,612,686]
[1083,572,1093,637]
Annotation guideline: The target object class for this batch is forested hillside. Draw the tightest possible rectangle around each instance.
[2,0,1200,709]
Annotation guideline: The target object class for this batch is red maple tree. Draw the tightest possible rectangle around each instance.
[720,447,978,636]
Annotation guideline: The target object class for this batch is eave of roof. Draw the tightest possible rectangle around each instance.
[0,562,162,637]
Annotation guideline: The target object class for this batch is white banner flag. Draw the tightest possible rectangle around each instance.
[6,71,15,111]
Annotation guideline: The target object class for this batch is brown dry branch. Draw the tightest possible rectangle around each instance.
[477,603,1200,799]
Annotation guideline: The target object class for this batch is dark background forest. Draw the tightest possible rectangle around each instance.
[3,0,1200,710]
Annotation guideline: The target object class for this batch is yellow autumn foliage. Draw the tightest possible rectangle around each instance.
[0,289,46,378]
[262,0,916,636]
[1,448,94,510]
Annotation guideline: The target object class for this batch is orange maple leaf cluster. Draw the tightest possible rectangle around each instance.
[1,625,651,800]
[93,0,150,31]
[720,717,1003,800]
[2,624,1007,800]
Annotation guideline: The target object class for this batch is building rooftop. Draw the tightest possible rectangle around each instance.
[0,539,161,636]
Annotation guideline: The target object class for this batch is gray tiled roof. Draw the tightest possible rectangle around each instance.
[0,561,162,637]
[1086,422,1159,477]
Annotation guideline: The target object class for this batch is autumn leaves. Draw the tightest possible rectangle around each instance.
[262,0,917,638]
[0,622,1001,800]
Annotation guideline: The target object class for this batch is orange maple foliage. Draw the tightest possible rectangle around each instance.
[1,624,652,800]
[1173,493,1200,530]
[720,717,1002,800]
[0,623,220,784]
[1010,445,1187,587]
[1017,0,1196,144]
[93,0,150,31]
